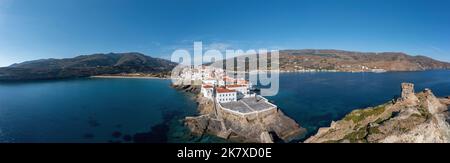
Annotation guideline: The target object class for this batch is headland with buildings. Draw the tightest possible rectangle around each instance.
[171,65,306,143]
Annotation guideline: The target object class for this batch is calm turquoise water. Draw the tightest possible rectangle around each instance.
[1,71,450,142]
[0,78,200,143]
[265,70,450,138]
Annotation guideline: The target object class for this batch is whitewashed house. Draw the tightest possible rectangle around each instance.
[218,80,226,87]
[203,79,217,86]
[215,88,237,103]
[226,84,249,99]
[201,85,214,99]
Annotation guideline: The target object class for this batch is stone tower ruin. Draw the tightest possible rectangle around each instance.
[401,83,418,103]
[401,83,414,98]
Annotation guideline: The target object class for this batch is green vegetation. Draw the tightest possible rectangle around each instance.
[411,113,424,118]
[368,126,381,134]
[374,118,385,124]
[343,126,368,143]
[417,105,432,120]
[344,104,387,123]
[373,110,395,124]
[396,125,411,133]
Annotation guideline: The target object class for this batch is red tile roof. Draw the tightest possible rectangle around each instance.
[238,80,249,84]
[223,76,236,82]
[226,84,246,88]
[216,88,236,93]
[202,85,213,89]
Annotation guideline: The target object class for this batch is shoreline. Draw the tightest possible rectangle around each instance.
[220,69,450,74]
[90,75,171,80]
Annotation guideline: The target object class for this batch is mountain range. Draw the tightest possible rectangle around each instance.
[278,50,450,72]
[1,49,450,81]
[211,49,450,72]
[0,52,176,81]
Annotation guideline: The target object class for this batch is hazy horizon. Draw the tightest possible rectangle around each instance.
[1,0,450,67]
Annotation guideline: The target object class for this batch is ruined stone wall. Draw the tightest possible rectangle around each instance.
[218,107,278,122]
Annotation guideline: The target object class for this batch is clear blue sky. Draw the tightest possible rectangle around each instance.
[1,0,450,66]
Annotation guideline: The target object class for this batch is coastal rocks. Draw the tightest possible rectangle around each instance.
[171,84,201,94]
[172,82,306,143]
[184,114,224,137]
[440,96,450,106]
[196,96,215,115]
[305,83,450,143]
[185,96,306,143]
[260,132,274,143]
[221,107,305,143]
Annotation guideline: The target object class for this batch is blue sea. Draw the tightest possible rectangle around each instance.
[0,78,202,143]
[266,70,450,138]
[1,70,450,143]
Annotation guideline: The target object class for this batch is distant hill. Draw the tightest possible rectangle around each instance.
[0,52,177,81]
[279,49,450,72]
[210,49,450,72]
[2,49,449,81]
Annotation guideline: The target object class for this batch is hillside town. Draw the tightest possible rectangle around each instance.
[176,66,277,116]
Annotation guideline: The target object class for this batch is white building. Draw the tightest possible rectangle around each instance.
[201,84,214,99]
[223,76,237,85]
[226,84,250,99]
[216,88,237,103]
[203,79,217,86]
[218,80,226,86]
[201,69,210,79]
[237,79,250,85]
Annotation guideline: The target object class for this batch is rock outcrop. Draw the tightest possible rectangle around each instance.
[171,84,201,95]
[175,82,306,143]
[305,83,450,143]
[185,96,306,143]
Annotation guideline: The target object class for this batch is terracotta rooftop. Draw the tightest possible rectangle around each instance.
[238,80,249,84]
[202,85,213,89]
[216,88,236,93]
[226,84,246,88]
[223,77,236,82]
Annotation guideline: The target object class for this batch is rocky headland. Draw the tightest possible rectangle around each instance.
[172,83,306,143]
[305,83,450,143]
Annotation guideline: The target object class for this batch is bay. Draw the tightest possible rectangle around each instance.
[1,70,450,142]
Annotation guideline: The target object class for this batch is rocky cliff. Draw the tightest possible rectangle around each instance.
[173,83,306,143]
[305,83,450,143]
